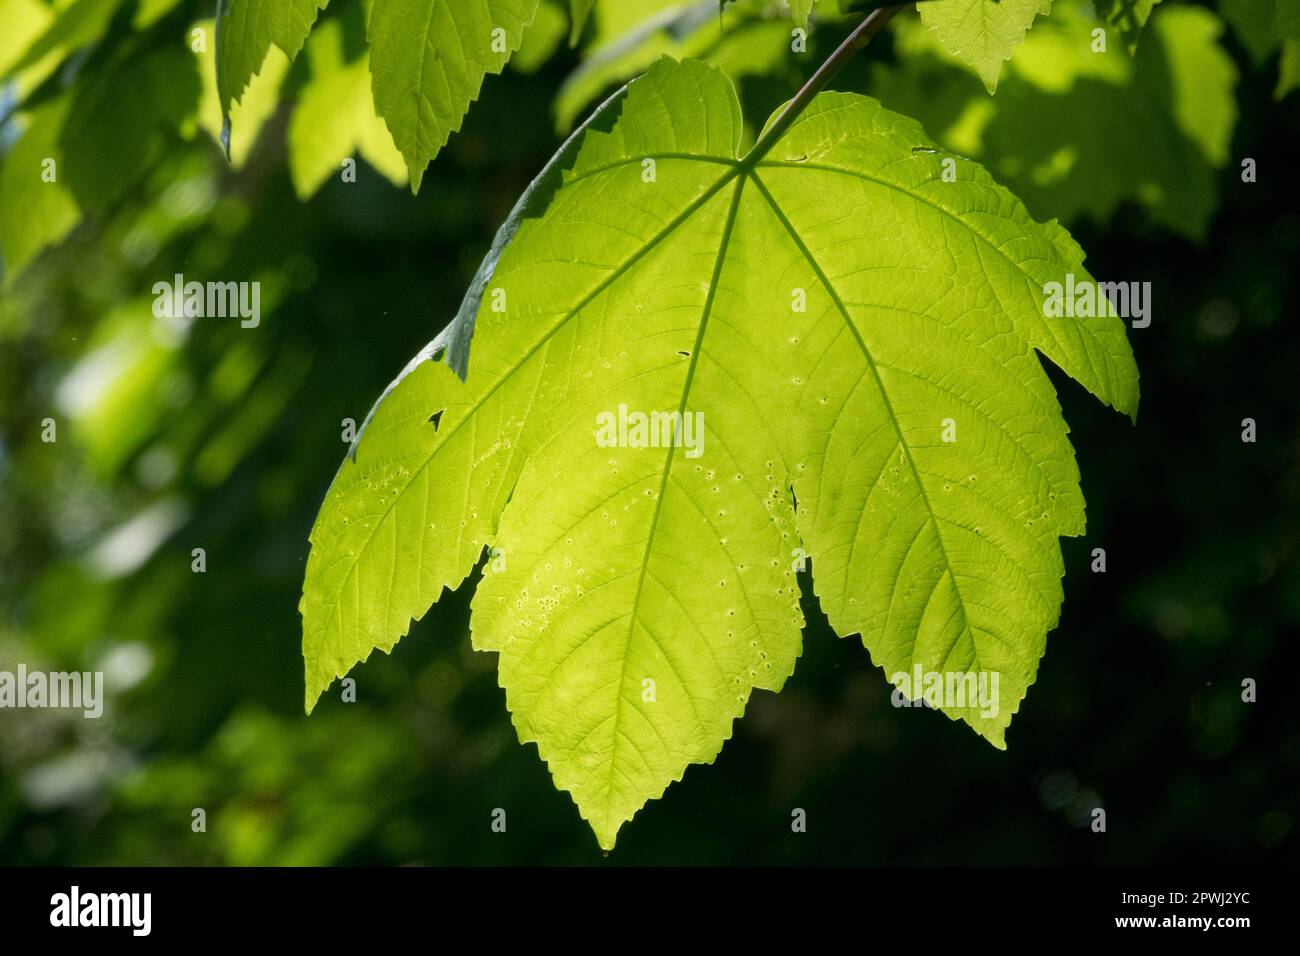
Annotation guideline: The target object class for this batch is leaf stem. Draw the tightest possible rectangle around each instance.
[740,3,904,168]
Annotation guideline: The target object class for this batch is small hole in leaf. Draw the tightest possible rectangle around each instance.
[676,350,690,358]
[429,410,445,430]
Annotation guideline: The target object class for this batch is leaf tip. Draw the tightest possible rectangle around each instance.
[303,677,322,715]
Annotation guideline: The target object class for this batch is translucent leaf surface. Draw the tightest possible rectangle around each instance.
[301,57,1139,848]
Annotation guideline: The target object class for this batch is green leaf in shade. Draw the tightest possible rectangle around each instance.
[367,0,539,191]
[58,45,202,211]
[919,0,1052,93]
[1278,0,1300,38]
[287,17,407,197]
[1278,39,1300,97]
[1221,0,1283,65]
[873,3,1237,240]
[516,0,570,72]
[1094,0,1162,54]
[300,57,1138,848]
[196,16,289,167]
[0,97,80,281]
[0,0,55,78]
[1216,0,1300,68]
[214,0,330,148]
[570,0,598,44]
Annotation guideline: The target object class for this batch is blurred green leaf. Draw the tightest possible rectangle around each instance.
[287,16,407,197]
[918,0,1052,93]
[515,0,569,71]
[60,44,202,211]
[1279,38,1300,95]
[570,0,598,43]
[0,98,80,280]
[875,3,1237,239]
[3,0,122,79]
[0,0,54,77]
[556,0,791,131]
[1094,0,1162,54]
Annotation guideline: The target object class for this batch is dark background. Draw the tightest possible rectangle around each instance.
[1,1,1296,864]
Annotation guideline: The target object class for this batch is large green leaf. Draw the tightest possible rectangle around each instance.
[919,0,1052,92]
[368,0,540,190]
[300,57,1138,849]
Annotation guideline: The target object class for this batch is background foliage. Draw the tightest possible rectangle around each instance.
[1,0,1297,863]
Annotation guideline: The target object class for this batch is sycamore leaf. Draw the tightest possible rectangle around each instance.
[919,0,1052,93]
[214,0,329,147]
[300,57,1138,849]
[368,0,539,191]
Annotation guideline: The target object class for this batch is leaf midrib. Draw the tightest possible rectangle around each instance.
[746,171,980,677]
[598,174,749,827]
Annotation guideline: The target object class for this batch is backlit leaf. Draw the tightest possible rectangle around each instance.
[367,0,539,190]
[301,57,1138,848]
[287,16,407,197]
[919,0,1052,93]
[214,0,329,142]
